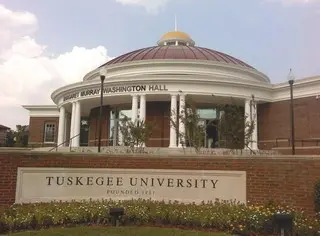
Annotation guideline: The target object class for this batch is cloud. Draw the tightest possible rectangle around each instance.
[0,4,113,129]
[115,0,172,13]
[0,4,38,58]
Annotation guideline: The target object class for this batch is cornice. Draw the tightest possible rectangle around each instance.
[83,60,270,83]
[23,105,58,111]
[51,73,271,105]
[272,75,320,89]
[50,58,320,106]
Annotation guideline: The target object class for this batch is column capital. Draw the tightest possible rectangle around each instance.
[170,93,178,97]
[179,94,186,100]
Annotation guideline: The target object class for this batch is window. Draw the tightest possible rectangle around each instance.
[44,123,56,143]
[166,42,176,46]
[197,109,217,119]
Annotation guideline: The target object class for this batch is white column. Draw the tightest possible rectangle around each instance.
[139,94,146,123]
[244,99,251,149]
[73,101,81,147]
[69,102,76,147]
[169,94,178,148]
[57,106,66,146]
[113,110,118,146]
[251,101,258,150]
[139,94,146,147]
[178,94,186,147]
[131,95,138,123]
[64,113,69,143]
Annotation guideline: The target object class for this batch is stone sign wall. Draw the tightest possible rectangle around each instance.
[0,151,320,216]
[15,168,246,204]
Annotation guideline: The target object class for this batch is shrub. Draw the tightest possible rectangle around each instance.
[0,199,319,235]
[314,179,320,214]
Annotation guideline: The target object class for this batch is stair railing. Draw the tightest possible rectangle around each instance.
[49,133,81,152]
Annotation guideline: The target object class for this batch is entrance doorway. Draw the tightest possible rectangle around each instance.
[197,109,219,148]
[80,118,89,146]
[205,119,219,148]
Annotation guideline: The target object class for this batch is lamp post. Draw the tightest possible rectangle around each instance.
[98,67,107,153]
[288,69,295,155]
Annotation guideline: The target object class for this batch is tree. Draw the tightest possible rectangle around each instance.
[214,95,256,151]
[170,98,206,153]
[4,129,15,147]
[170,93,256,153]
[14,125,29,147]
[118,115,154,153]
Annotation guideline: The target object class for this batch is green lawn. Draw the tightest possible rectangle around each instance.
[11,226,231,236]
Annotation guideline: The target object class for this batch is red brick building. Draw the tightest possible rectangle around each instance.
[23,30,320,152]
[0,124,10,146]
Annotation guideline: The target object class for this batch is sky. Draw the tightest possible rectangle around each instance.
[0,0,319,129]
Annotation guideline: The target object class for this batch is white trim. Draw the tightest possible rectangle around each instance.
[51,60,270,104]
[57,107,66,146]
[23,105,59,117]
[49,58,320,107]
[84,60,269,82]
[73,101,81,147]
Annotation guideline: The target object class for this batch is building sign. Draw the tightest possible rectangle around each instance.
[15,168,246,204]
[63,84,168,102]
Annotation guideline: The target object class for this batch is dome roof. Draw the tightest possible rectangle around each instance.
[157,30,195,46]
[160,31,191,41]
[102,45,254,69]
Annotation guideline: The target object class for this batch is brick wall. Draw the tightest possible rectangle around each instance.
[258,96,320,149]
[28,117,59,146]
[146,101,170,147]
[88,102,170,147]
[88,106,110,146]
[0,151,319,216]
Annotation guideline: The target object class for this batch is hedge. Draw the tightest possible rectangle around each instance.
[0,199,319,235]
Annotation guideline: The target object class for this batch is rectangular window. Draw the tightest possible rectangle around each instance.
[44,123,56,143]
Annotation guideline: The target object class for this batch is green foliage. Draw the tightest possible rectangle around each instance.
[4,129,15,147]
[3,125,29,147]
[14,125,29,147]
[118,116,154,151]
[215,103,245,149]
[314,179,320,213]
[0,199,319,235]
[170,94,256,152]
[213,96,255,151]
[10,226,229,236]
[171,98,206,153]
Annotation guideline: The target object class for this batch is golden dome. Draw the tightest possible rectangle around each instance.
[157,30,195,46]
[160,31,191,41]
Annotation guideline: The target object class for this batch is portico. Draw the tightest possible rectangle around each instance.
[55,89,259,150]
